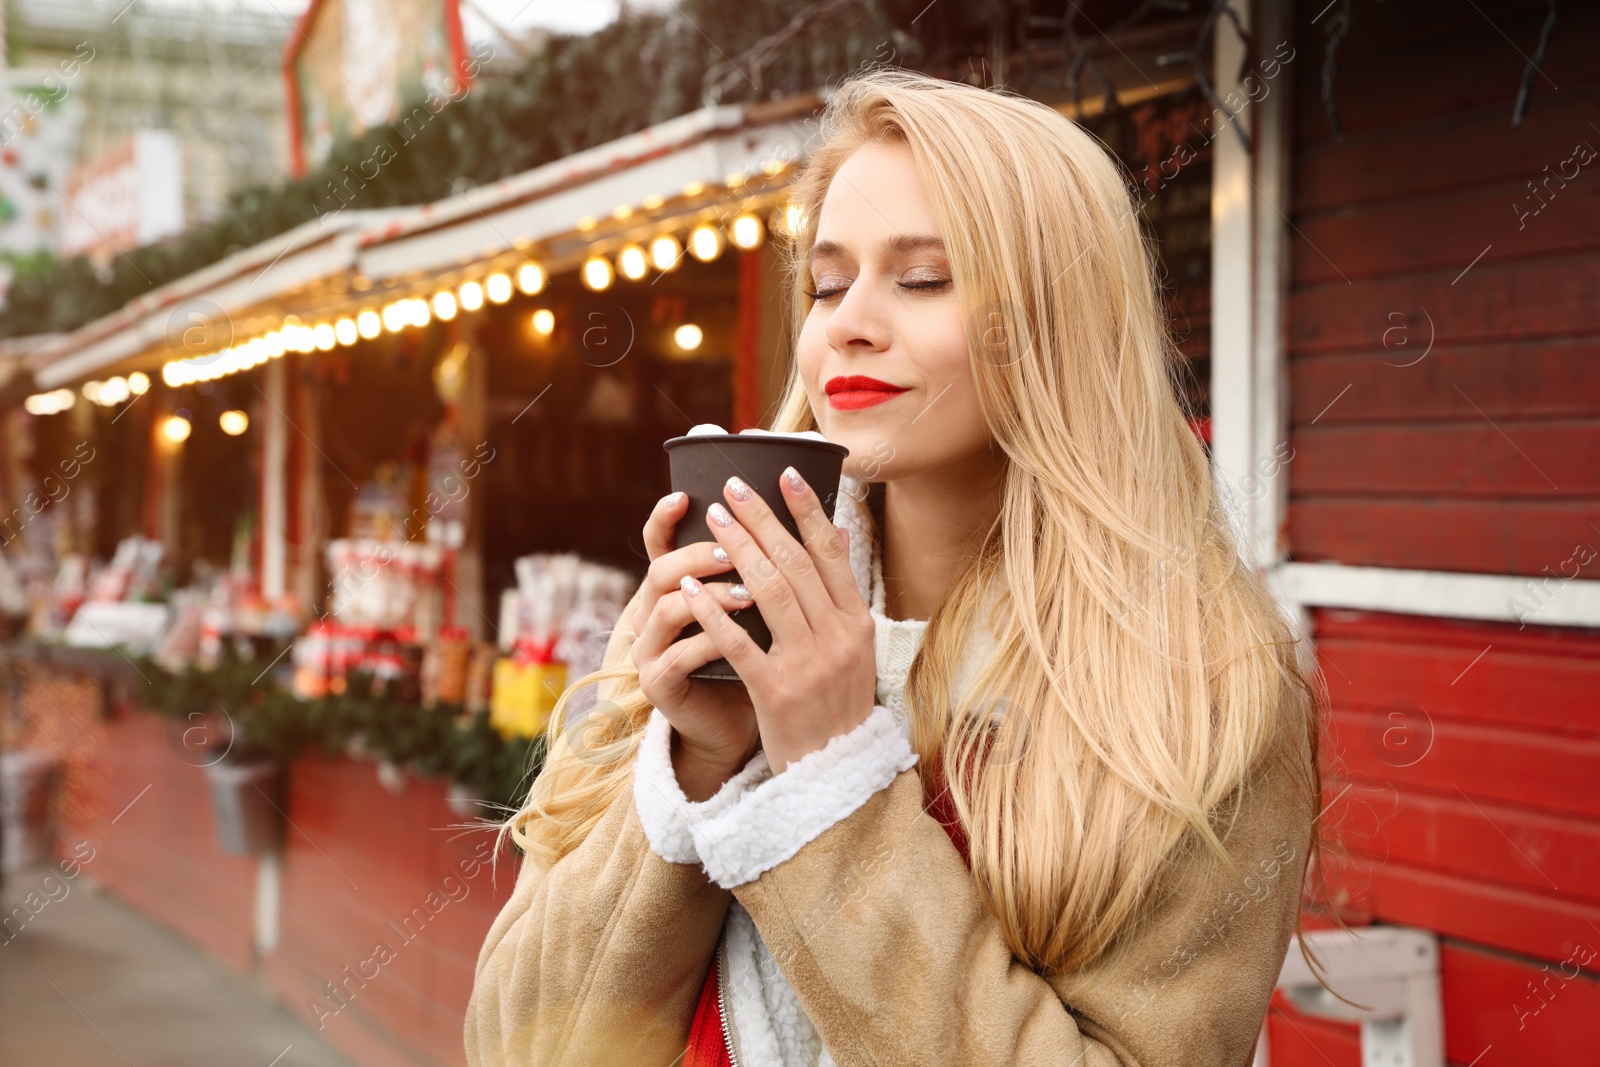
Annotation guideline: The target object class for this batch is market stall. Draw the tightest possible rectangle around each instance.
[0,95,819,1067]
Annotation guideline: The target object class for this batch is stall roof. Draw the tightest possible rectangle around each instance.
[352,94,822,281]
[30,210,404,390]
[26,93,823,395]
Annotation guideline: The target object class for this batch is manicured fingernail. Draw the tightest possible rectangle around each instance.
[729,583,752,601]
[712,545,731,564]
[665,491,685,506]
[726,475,752,501]
[709,502,735,527]
[783,466,805,492]
[680,575,701,597]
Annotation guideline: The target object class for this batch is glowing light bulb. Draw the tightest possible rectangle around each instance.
[219,410,249,436]
[357,311,381,339]
[689,224,724,262]
[730,213,764,250]
[650,234,682,272]
[582,255,614,291]
[531,309,555,336]
[161,415,192,443]
[486,273,513,303]
[617,244,648,281]
[313,323,337,351]
[433,290,458,321]
[335,318,358,346]
[128,371,150,395]
[674,323,703,351]
[99,377,131,405]
[517,263,545,294]
[459,280,484,311]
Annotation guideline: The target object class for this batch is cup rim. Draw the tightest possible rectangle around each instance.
[662,433,849,458]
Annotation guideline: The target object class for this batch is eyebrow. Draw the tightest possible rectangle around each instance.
[808,233,948,270]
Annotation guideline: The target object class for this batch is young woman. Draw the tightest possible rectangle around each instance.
[466,69,1323,1067]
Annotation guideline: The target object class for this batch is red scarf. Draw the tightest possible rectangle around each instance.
[682,751,971,1065]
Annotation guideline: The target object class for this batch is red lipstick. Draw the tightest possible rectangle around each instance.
[825,374,908,411]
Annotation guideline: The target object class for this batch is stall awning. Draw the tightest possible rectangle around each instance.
[25,93,822,395]
[29,210,406,390]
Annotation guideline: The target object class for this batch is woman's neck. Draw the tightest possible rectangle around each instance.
[878,448,1006,622]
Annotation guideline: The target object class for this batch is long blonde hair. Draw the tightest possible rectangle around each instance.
[508,69,1323,979]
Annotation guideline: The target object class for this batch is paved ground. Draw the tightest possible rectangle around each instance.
[0,863,353,1067]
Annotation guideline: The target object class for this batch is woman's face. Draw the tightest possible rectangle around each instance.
[796,141,991,484]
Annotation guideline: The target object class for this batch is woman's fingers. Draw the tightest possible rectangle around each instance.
[634,533,734,638]
[708,470,857,643]
[703,493,810,648]
[631,579,753,668]
[677,574,764,678]
[649,628,729,686]
[775,467,865,613]
[643,491,688,562]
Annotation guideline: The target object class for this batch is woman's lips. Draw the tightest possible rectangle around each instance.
[827,388,906,410]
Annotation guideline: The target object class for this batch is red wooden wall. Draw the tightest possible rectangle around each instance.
[46,691,515,1067]
[1287,0,1600,576]
[263,753,514,1067]
[52,685,259,975]
[1280,2,1600,1065]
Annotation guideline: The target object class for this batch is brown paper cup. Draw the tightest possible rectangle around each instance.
[663,432,851,680]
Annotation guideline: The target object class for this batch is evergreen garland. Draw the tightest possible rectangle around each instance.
[139,643,545,816]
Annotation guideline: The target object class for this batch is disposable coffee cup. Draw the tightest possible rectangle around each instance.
[663,430,851,680]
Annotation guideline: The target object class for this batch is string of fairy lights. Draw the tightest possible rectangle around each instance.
[25,175,801,440]
[156,210,773,396]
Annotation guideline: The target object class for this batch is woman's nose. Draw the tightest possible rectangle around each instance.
[822,277,892,353]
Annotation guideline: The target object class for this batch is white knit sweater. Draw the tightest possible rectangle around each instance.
[630,473,992,1066]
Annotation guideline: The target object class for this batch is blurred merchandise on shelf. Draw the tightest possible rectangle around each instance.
[490,652,566,740]
[490,552,637,737]
[325,538,445,634]
[346,462,414,542]
[421,626,473,706]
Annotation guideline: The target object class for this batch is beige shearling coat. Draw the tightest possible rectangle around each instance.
[465,571,1316,1067]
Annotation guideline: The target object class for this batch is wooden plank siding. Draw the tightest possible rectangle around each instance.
[1284,0,1600,580]
[1276,3,1600,1066]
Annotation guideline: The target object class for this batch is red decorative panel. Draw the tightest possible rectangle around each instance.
[1284,0,1600,579]
[1303,606,1600,1061]
[262,752,515,1067]
[55,703,257,974]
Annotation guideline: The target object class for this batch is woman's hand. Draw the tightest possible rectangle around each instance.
[630,492,762,801]
[677,467,876,774]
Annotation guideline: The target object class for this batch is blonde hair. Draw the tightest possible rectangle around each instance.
[507,69,1324,979]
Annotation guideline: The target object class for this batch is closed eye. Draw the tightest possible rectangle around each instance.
[804,279,951,302]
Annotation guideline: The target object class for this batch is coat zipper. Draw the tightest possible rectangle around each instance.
[715,930,742,1067]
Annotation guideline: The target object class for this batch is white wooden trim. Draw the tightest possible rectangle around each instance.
[260,358,288,601]
[1271,561,1600,628]
[1253,0,1294,573]
[1209,0,1277,572]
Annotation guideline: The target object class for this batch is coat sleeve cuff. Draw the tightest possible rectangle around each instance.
[690,705,916,889]
[631,706,773,865]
